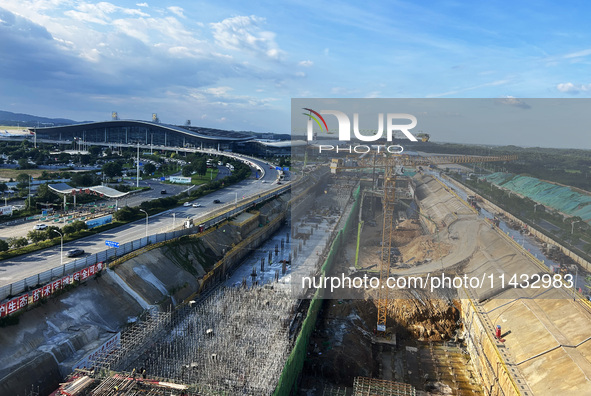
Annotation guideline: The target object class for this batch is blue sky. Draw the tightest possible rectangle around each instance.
[2,1,591,144]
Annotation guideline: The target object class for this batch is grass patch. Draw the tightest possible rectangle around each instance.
[0,168,64,179]
[191,169,218,185]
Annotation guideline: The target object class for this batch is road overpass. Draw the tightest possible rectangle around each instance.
[0,152,286,298]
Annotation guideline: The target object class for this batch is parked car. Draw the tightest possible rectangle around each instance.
[33,223,48,230]
[213,199,221,204]
[66,248,85,258]
[192,203,202,208]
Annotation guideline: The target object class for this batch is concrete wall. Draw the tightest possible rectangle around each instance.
[459,287,522,396]
[199,204,287,291]
[0,275,144,396]
[0,196,290,396]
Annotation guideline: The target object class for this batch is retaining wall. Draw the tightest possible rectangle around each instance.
[459,287,523,396]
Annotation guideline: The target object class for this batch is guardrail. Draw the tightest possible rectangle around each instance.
[0,183,291,302]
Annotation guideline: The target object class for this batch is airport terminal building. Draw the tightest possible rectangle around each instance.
[32,120,255,150]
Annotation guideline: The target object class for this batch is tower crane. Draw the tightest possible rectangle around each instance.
[330,153,518,333]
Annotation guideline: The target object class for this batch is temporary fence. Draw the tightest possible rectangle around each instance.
[0,183,291,302]
[273,185,361,395]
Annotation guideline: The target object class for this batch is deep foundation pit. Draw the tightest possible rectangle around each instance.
[296,176,482,395]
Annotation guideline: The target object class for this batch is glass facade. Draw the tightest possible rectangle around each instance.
[34,121,249,149]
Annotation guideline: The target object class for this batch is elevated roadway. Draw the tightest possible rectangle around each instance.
[0,153,284,289]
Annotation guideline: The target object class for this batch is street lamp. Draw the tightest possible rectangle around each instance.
[53,229,63,268]
[572,220,580,235]
[139,209,149,238]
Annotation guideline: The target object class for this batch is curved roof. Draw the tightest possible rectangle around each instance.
[33,120,254,142]
[48,183,128,198]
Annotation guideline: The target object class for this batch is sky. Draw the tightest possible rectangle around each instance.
[2,1,591,147]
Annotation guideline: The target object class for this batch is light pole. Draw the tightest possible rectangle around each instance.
[53,229,63,268]
[136,143,140,188]
[28,175,33,210]
[140,209,149,238]
[572,220,580,235]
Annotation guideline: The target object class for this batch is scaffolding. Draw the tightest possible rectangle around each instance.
[89,286,296,395]
[353,377,416,396]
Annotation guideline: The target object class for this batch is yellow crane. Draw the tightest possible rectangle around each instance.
[331,153,517,333]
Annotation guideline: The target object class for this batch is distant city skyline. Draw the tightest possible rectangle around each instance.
[2,1,591,148]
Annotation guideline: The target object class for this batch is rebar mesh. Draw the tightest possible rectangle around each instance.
[92,286,296,395]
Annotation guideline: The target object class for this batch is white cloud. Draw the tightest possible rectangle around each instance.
[556,82,591,94]
[204,86,233,96]
[64,2,148,24]
[495,96,530,109]
[136,2,148,7]
[427,79,510,98]
[295,71,306,77]
[167,6,184,18]
[298,60,313,67]
[563,49,591,59]
[210,15,284,60]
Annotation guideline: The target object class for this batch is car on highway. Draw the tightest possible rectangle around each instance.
[33,223,48,230]
[66,248,85,258]
[161,189,167,194]
[213,199,221,204]
[183,202,191,207]
[261,180,267,183]
[192,203,202,208]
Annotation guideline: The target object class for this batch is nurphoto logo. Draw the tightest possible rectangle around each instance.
[303,108,418,154]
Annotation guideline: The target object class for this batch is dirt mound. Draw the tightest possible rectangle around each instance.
[387,291,460,341]
[391,219,422,246]
[399,234,451,264]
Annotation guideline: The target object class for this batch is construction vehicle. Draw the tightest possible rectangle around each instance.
[416,133,430,142]
[330,152,518,334]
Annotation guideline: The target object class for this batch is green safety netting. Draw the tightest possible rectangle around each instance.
[274,186,360,395]
[484,172,591,222]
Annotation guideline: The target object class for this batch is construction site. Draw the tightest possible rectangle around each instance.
[4,150,591,396]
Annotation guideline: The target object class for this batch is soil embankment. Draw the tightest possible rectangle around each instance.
[0,196,288,396]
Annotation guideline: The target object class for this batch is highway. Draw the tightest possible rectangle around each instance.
[0,154,284,288]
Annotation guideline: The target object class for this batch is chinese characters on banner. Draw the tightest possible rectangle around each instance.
[0,262,104,318]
